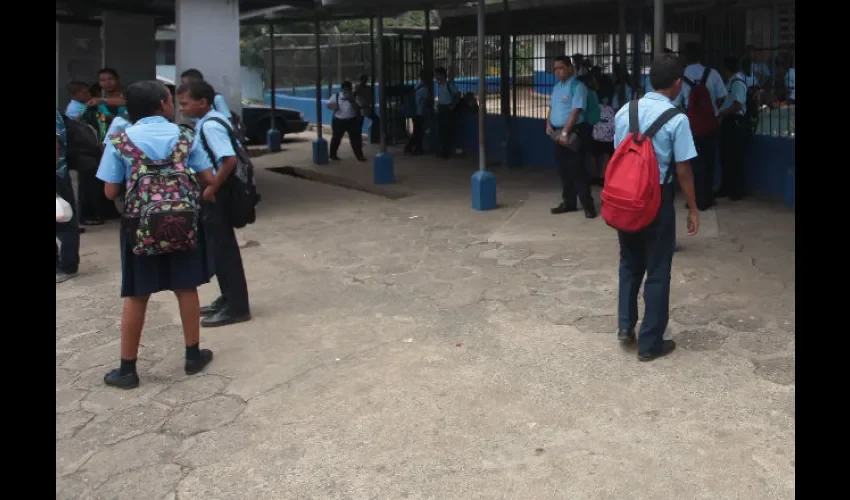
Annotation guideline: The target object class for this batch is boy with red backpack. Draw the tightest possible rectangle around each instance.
[601,53,700,362]
[675,43,727,211]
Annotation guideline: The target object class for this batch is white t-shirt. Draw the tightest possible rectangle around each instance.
[330,93,359,119]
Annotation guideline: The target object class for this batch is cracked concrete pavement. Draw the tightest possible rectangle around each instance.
[57,135,794,499]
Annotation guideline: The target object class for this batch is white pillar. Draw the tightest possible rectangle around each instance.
[102,11,157,85]
[176,0,242,114]
[653,0,665,57]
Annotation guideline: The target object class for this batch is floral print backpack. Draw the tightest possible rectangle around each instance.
[110,128,202,256]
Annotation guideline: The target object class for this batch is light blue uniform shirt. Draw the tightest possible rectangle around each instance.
[195,109,237,174]
[104,115,132,146]
[436,81,459,106]
[613,92,698,184]
[415,81,428,116]
[65,100,87,120]
[213,94,232,119]
[719,72,748,117]
[96,116,211,184]
[549,76,587,128]
[784,68,795,100]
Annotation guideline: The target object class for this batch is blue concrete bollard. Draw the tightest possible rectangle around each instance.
[471,170,497,211]
[266,129,282,152]
[374,152,395,184]
[312,138,328,165]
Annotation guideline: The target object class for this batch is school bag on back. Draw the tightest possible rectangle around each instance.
[111,127,202,256]
[601,100,683,232]
[682,67,717,137]
[60,111,101,173]
[729,77,761,134]
[213,93,248,144]
[199,117,259,229]
[571,79,601,125]
[592,103,616,143]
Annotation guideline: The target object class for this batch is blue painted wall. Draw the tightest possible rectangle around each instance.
[456,113,795,207]
[533,70,651,94]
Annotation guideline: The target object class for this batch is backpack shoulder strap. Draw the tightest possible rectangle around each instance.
[198,116,239,166]
[170,126,195,165]
[644,107,683,139]
[701,67,712,85]
[682,76,695,87]
[628,99,640,135]
[109,130,146,161]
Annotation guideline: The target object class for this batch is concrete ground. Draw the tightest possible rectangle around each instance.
[57,133,795,500]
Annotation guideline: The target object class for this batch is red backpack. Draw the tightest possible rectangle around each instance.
[683,67,717,137]
[601,100,683,233]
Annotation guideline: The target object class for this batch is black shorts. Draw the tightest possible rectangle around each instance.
[591,140,614,157]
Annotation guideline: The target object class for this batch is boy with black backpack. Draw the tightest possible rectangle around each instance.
[675,43,728,211]
[177,80,253,329]
[717,56,752,201]
[602,53,700,362]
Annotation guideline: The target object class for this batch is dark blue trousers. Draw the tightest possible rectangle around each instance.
[617,184,676,355]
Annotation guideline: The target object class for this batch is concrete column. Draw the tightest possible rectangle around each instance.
[471,0,497,211]
[653,0,665,57]
[56,22,103,106]
[176,0,241,115]
[102,11,157,87]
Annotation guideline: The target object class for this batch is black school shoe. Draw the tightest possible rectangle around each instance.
[185,349,214,375]
[638,340,677,362]
[103,369,140,390]
[201,309,251,328]
[200,296,226,317]
[551,203,579,214]
[617,328,636,344]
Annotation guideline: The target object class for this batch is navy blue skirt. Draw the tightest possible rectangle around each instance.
[119,219,214,298]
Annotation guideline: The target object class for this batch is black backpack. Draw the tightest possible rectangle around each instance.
[199,117,259,228]
[213,93,247,145]
[60,111,101,173]
[730,77,761,134]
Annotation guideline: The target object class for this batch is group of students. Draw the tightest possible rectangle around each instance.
[56,68,254,389]
[549,43,759,221]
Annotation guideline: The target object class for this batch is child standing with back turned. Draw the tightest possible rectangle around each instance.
[96,80,222,389]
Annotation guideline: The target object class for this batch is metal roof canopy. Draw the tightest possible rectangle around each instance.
[55,0,315,26]
[240,0,470,25]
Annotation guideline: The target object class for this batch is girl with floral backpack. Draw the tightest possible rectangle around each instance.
[95,80,221,390]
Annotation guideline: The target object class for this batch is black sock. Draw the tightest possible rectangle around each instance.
[119,359,137,376]
[185,343,201,361]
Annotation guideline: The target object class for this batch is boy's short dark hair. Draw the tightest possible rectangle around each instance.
[180,68,204,81]
[125,81,171,123]
[98,67,120,79]
[683,42,703,63]
[341,80,353,91]
[66,81,89,95]
[723,56,740,73]
[176,80,216,106]
[648,53,685,91]
[553,55,573,66]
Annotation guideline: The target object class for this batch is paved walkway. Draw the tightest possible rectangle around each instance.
[57,134,794,499]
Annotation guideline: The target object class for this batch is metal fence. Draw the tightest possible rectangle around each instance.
[248,30,793,138]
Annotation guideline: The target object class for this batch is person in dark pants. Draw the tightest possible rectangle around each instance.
[546,55,596,218]
[56,110,80,283]
[327,80,366,162]
[676,43,727,211]
[611,53,700,362]
[178,80,252,328]
[717,56,751,201]
[405,71,429,155]
[434,67,461,159]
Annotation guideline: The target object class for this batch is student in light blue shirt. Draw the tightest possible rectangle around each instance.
[716,56,751,201]
[180,68,233,119]
[434,67,461,158]
[64,81,91,119]
[405,70,429,155]
[177,80,252,329]
[611,53,699,362]
[96,80,218,390]
[546,55,595,218]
